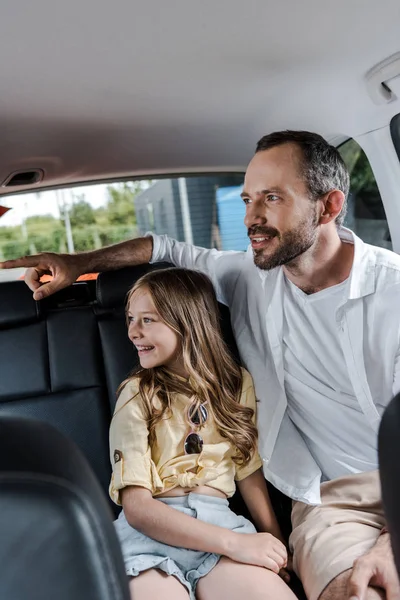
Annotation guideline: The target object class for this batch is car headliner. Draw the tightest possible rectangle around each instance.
[1,0,400,194]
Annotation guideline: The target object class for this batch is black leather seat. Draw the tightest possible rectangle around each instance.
[0,415,130,600]
[0,280,113,501]
[378,392,400,577]
[0,265,306,598]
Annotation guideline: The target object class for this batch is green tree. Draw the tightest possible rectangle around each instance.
[1,240,30,260]
[23,215,66,252]
[339,140,378,195]
[25,214,55,225]
[106,182,138,225]
[69,199,96,228]
[0,182,145,260]
[0,225,21,241]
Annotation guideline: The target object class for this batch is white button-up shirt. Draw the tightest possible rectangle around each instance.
[149,228,400,504]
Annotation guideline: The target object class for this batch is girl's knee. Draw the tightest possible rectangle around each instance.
[197,558,297,600]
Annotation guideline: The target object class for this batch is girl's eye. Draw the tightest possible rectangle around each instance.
[127,316,134,323]
[143,317,153,324]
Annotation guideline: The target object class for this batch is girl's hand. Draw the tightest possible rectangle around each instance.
[226,532,288,573]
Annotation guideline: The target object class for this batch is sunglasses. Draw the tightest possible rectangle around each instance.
[184,402,208,455]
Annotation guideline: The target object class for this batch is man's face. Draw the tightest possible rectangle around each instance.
[242,143,319,270]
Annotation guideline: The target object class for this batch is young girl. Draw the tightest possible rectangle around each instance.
[109,268,296,600]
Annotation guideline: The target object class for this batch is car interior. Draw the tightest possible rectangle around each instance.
[2,1,400,598]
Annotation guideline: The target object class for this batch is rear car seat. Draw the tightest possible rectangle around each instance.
[0,265,305,598]
[0,280,112,502]
[0,267,241,514]
[0,415,129,600]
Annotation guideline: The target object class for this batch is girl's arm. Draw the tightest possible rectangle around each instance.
[121,485,287,573]
[237,468,286,544]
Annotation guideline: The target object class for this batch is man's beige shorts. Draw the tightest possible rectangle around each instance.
[289,470,384,600]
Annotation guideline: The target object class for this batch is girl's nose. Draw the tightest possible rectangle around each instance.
[128,322,141,340]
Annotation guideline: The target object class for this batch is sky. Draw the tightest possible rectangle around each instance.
[0,183,110,227]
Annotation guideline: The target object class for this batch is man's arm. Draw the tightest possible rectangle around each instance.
[0,237,154,300]
[392,343,400,399]
[349,342,400,598]
[0,233,244,302]
[349,343,400,599]
[348,343,400,599]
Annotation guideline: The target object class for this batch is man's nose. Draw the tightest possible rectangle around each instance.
[244,200,267,230]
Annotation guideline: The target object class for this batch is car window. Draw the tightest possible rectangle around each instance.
[0,174,245,282]
[338,138,392,250]
[1,141,390,285]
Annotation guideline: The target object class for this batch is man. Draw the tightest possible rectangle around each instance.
[1,131,399,600]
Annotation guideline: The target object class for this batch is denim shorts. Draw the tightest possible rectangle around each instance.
[114,492,256,599]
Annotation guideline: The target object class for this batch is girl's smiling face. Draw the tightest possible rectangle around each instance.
[127,286,186,376]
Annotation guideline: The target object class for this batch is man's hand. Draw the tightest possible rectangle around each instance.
[0,253,81,300]
[348,532,400,600]
[0,237,153,300]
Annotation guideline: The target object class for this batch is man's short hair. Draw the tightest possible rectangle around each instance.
[256,130,350,227]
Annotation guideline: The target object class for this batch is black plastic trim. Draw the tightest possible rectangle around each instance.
[390,113,400,163]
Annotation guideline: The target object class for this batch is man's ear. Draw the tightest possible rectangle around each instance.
[319,190,346,225]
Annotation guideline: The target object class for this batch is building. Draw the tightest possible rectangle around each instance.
[134,174,244,249]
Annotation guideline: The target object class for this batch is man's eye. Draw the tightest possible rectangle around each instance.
[267,194,279,202]
[242,197,251,205]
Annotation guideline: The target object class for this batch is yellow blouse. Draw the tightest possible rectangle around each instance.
[109,368,263,505]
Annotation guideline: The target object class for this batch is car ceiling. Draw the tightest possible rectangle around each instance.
[1,0,400,194]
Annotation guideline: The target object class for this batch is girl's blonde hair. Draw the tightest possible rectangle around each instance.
[118,267,258,465]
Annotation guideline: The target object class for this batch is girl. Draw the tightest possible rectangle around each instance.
[109,268,296,600]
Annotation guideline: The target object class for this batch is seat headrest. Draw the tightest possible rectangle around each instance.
[41,281,93,309]
[96,263,172,309]
[0,281,39,327]
[0,415,104,490]
[0,416,130,600]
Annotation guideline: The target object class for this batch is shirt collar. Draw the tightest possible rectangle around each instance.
[339,227,376,299]
[251,227,376,299]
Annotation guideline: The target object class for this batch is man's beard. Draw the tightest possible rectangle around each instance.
[249,210,319,271]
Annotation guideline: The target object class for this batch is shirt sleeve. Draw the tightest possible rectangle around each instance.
[109,380,162,505]
[147,232,246,307]
[235,369,263,481]
[393,341,400,398]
